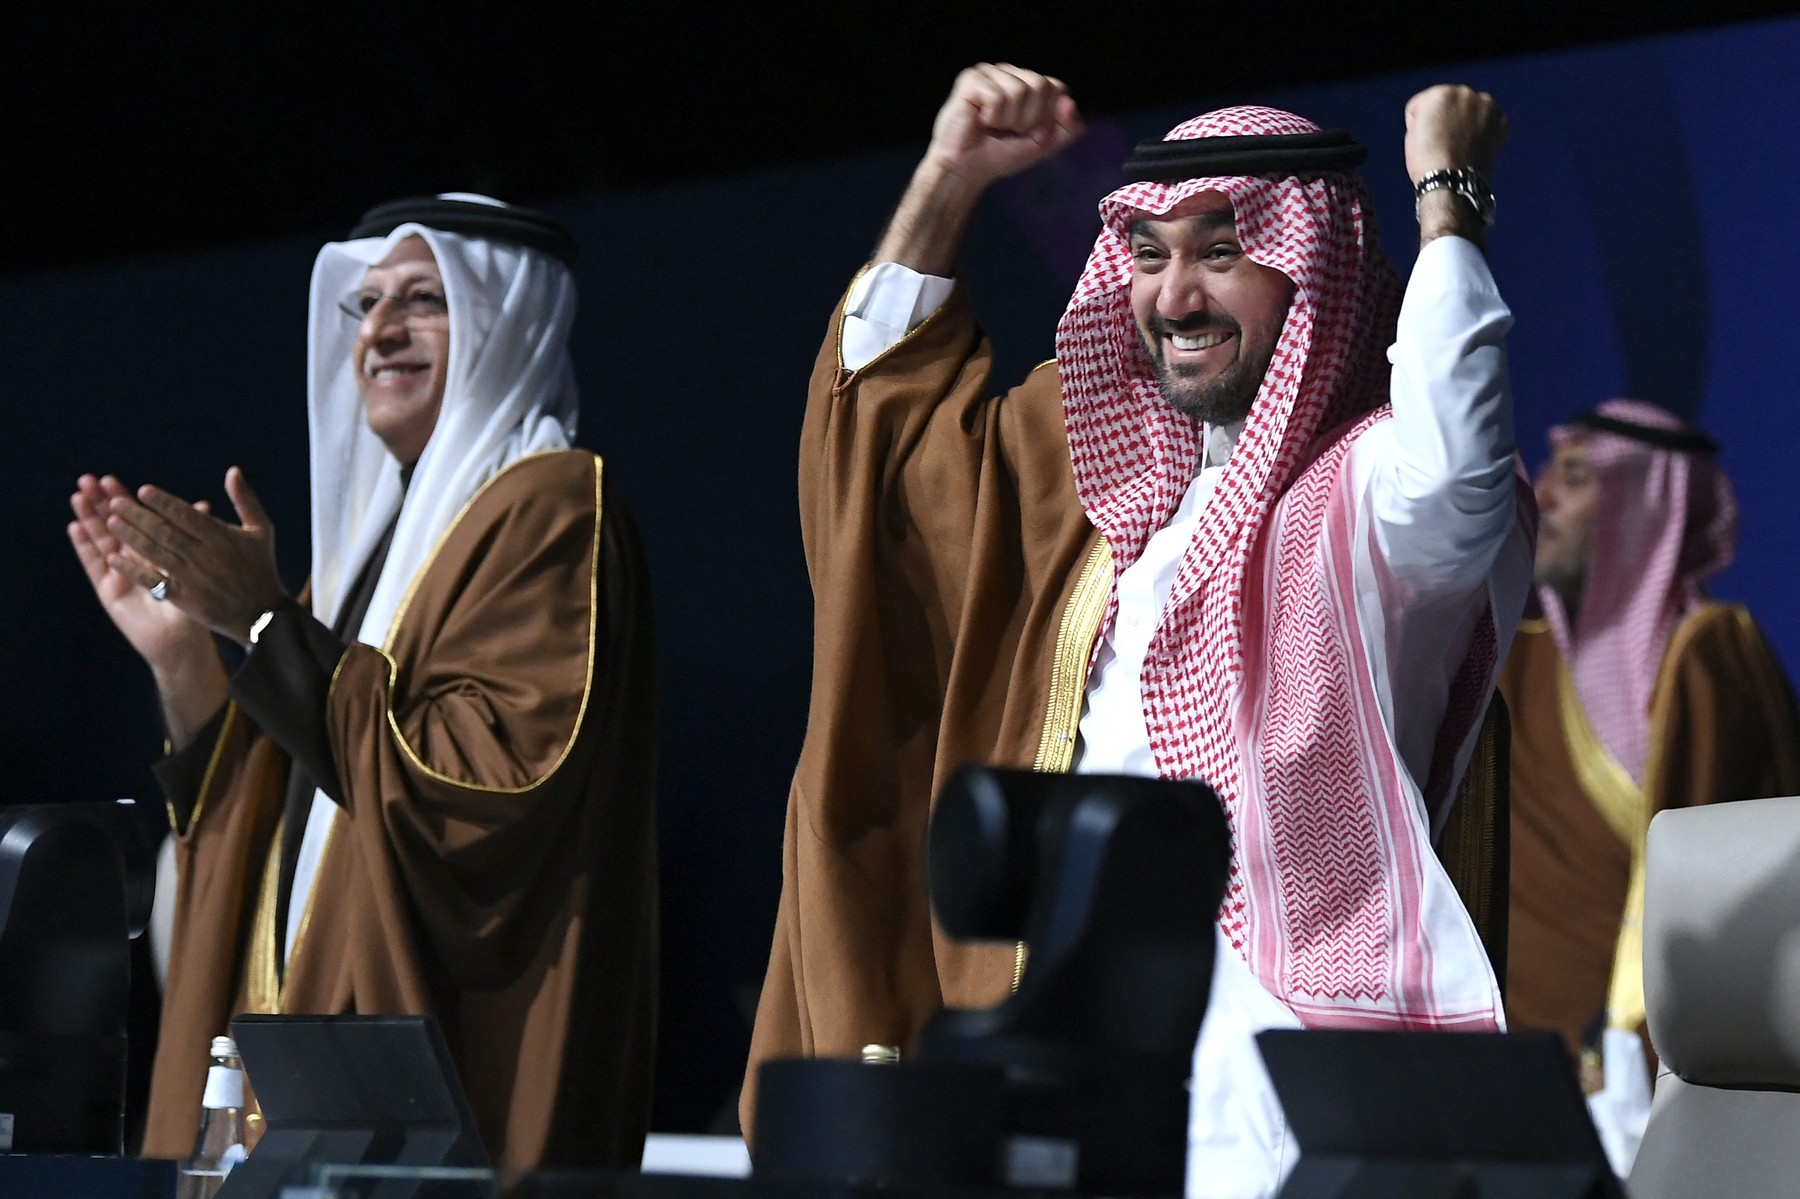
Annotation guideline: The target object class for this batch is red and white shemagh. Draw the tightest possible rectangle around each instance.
[1540,399,1738,784]
[1055,107,1507,1029]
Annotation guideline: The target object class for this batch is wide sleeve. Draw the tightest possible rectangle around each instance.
[153,704,230,833]
[321,452,606,987]
[839,262,957,372]
[800,269,1068,667]
[1648,605,1800,812]
[229,598,349,801]
[745,274,1082,1135]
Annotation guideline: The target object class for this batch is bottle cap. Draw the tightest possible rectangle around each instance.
[211,1036,238,1058]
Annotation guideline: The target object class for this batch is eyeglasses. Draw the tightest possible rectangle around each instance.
[337,287,450,325]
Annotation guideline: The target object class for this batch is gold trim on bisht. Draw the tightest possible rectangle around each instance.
[245,820,285,1016]
[1557,612,1726,1035]
[1602,608,1722,1034]
[832,264,952,382]
[244,810,339,1016]
[1011,535,1114,992]
[1033,537,1114,773]
[326,453,605,797]
[1556,654,1650,1031]
[171,702,241,836]
[1557,661,1644,849]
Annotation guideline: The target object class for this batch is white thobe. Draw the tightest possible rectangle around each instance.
[842,236,1528,1199]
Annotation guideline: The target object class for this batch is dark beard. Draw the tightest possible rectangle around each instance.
[1531,531,1587,597]
[1141,313,1269,426]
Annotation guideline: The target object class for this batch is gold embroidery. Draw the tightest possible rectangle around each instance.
[245,820,283,1016]
[1556,663,1643,848]
[832,265,953,382]
[326,453,604,796]
[1009,536,1112,992]
[244,807,339,1015]
[380,450,590,653]
[1606,867,1650,1034]
[177,702,241,836]
[1032,537,1113,773]
[1599,606,1723,1032]
[244,455,602,1017]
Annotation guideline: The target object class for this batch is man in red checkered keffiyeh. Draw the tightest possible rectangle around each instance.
[750,64,1533,1193]
[1504,400,1800,1163]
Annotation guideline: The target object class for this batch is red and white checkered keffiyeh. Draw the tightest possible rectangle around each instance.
[1055,107,1507,1029]
[1540,400,1738,783]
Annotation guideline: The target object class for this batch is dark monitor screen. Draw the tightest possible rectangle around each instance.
[1257,1028,1624,1199]
[219,1014,486,1199]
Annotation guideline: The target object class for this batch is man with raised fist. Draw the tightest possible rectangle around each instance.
[750,64,1529,1194]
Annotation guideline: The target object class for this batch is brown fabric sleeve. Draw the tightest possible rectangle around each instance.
[793,277,1070,814]
[229,598,348,802]
[799,277,1066,622]
[1503,627,1632,1055]
[321,452,603,991]
[747,276,1082,1133]
[152,704,230,834]
[1647,604,1800,815]
[140,702,288,1160]
[1631,605,1800,1078]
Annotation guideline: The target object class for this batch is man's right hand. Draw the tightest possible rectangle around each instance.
[69,473,227,748]
[873,64,1084,278]
[923,64,1084,190]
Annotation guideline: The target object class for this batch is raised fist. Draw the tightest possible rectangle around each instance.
[1404,85,1508,185]
[924,63,1085,187]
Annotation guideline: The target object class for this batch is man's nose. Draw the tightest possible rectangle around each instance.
[359,296,411,344]
[1156,262,1212,321]
[1534,477,1557,514]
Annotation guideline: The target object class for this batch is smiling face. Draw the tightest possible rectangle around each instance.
[1534,439,1599,608]
[1127,191,1296,426]
[352,236,450,466]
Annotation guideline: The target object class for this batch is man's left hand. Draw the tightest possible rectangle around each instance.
[106,465,288,645]
[1405,85,1508,248]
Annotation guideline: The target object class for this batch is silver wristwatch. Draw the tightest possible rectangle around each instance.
[1414,167,1496,227]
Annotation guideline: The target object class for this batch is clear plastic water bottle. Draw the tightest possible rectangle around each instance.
[175,1035,248,1199]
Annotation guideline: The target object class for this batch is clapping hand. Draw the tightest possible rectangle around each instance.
[92,466,288,647]
[69,473,216,669]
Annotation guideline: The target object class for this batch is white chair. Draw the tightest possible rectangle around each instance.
[1628,794,1800,1199]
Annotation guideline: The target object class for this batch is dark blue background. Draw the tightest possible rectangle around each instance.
[4,16,1794,1132]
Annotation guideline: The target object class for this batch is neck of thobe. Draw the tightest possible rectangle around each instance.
[1073,419,1242,776]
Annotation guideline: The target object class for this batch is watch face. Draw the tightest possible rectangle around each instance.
[1453,169,1496,223]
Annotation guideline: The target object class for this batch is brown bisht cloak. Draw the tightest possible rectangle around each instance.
[1504,602,1800,1056]
[743,279,1122,1127]
[144,450,658,1169]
